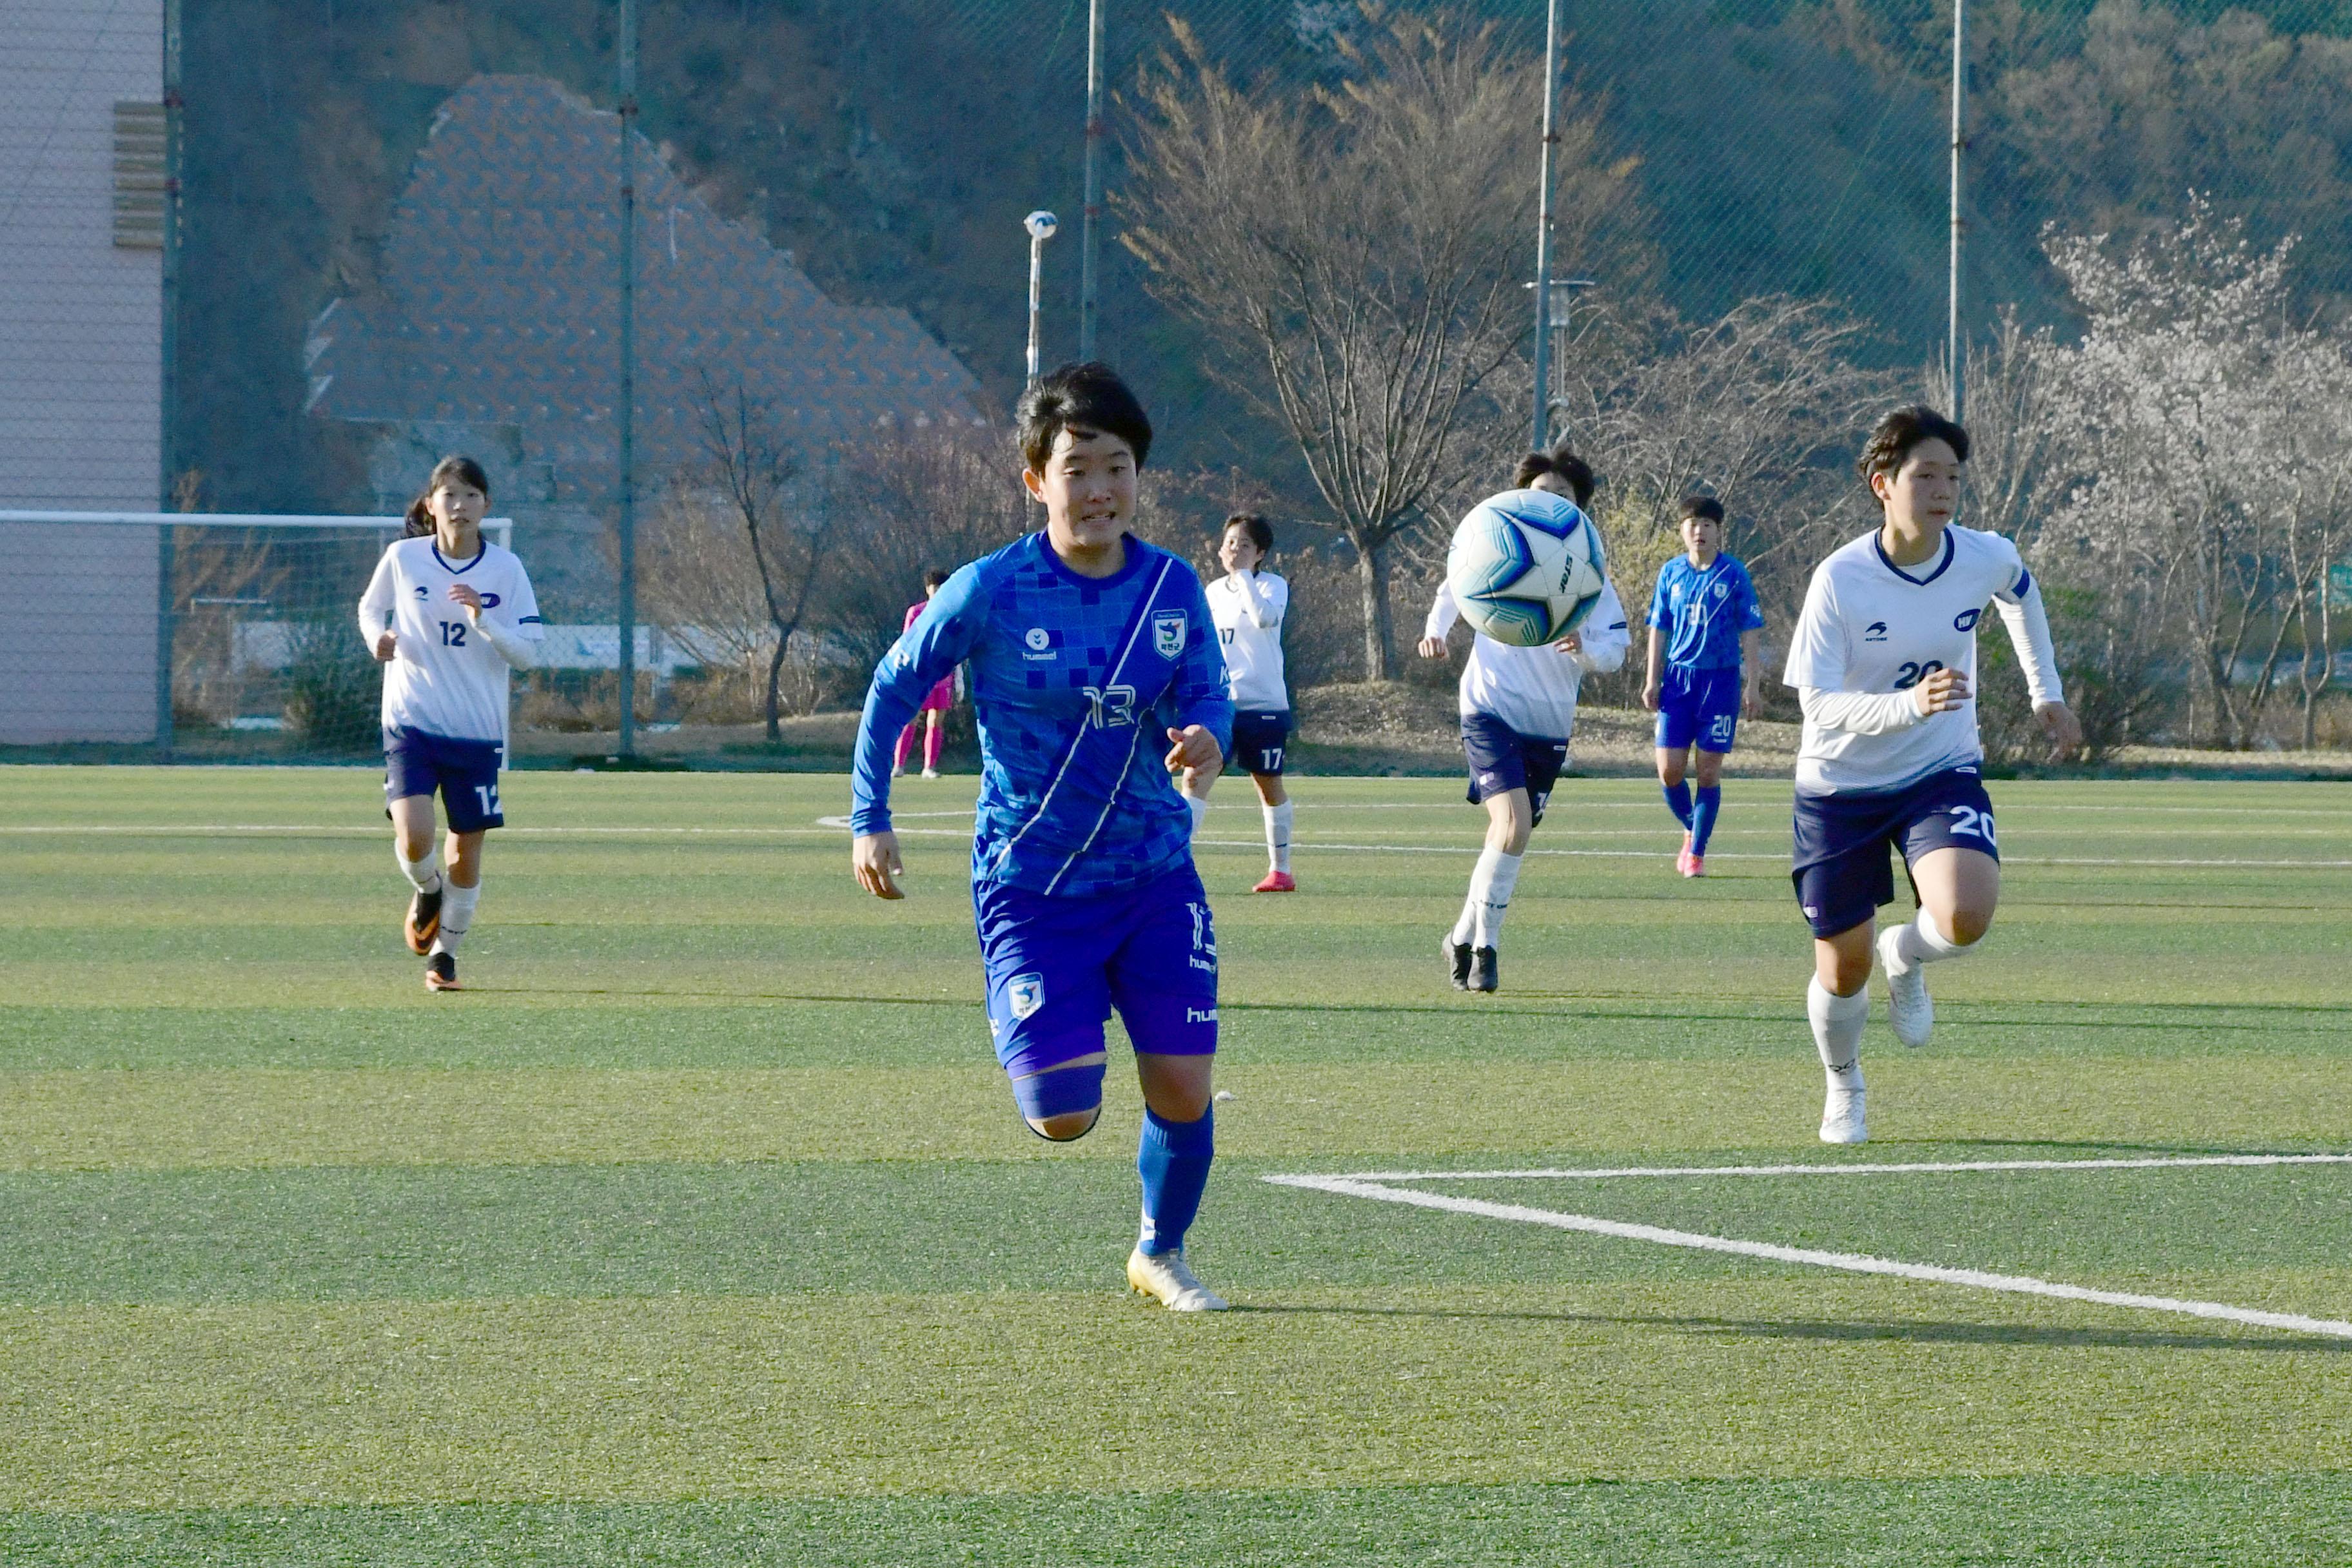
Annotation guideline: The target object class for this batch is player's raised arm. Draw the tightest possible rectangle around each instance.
[849,566,988,897]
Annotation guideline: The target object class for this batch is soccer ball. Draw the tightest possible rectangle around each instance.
[1444,487,1609,646]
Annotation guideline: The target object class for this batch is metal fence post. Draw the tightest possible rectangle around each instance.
[616,0,638,757]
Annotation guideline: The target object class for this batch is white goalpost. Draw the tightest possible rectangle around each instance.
[0,511,510,752]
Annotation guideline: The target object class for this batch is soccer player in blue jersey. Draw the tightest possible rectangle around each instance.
[848,363,1237,1311]
[1642,496,1766,877]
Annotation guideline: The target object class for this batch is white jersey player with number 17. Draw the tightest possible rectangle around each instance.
[357,456,544,993]
[1185,513,1298,893]
[1783,407,2081,1145]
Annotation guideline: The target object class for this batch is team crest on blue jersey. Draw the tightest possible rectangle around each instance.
[1153,610,1186,659]
[1006,972,1046,1019]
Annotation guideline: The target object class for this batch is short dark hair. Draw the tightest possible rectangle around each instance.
[1514,445,1595,509]
[922,568,949,591]
[1859,405,1970,488]
[1680,495,1725,525]
[1222,513,1272,553]
[1015,362,1153,474]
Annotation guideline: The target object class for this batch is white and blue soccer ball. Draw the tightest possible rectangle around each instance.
[1444,487,1609,646]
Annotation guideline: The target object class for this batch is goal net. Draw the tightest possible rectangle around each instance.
[0,511,509,756]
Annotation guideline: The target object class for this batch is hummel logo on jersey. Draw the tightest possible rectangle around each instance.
[1865,621,1889,641]
[1006,973,1045,1019]
[1023,626,1056,662]
[1153,610,1187,660]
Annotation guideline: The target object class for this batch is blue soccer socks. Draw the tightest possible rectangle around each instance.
[1691,785,1723,857]
[1663,780,1693,829]
[1137,1104,1215,1256]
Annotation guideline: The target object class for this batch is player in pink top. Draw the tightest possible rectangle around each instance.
[892,570,959,778]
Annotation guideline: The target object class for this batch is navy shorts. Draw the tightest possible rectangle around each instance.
[1656,665,1743,754]
[1230,709,1291,776]
[384,726,506,832]
[1791,767,1999,939]
[1462,712,1569,826]
[974,859,1218,1079]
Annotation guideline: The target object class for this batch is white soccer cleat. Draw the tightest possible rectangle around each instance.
[1877,926,1935,1048]
[1126,1246,1229,1311]
[1819,1085,1867,1144]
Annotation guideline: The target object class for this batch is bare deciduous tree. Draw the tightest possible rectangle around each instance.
[818,428,1035,682]
[643,370,832,740]
[1122,7,1642,678]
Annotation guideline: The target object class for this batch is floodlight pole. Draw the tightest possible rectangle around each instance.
[1948,0,1966,422]
[156,0,184,760]
[1025,211,1059,386]
[1529,0,1563,451]
[616,0,639,756]
[1078,0,1104,359]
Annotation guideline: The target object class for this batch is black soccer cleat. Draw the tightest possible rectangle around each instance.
[1445,936,1473,991]
[405,886,443,955]
[1471,946,1500,994]
[424,952,460,992]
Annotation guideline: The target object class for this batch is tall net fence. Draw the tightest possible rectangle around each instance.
[5,0,2350,760]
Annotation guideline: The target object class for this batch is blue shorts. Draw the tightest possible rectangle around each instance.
[974,859,1219,1079]
[1462,712,1569,826]
[1656,665,1743,753]
[1230,709,1291,776]
[1791,767,1999,939]
[384,726,505,832]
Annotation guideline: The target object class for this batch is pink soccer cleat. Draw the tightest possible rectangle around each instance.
[1253,870,1296,894]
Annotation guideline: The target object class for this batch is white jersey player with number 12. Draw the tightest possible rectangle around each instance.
[357,455,544,992]
[1783,407,2080,1144]
[1186,513,1298,892]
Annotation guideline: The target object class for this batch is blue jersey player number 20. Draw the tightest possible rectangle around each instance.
[848,363,1237,1313]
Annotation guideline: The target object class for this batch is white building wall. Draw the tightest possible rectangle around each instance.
[0,0,166,742]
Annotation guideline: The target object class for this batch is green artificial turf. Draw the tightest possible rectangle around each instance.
[2,767,2349,1562]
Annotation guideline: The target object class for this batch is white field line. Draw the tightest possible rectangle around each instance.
[1265,1171,2352,1342]
[1310,1152,2352,1182]
[10,819,2349,869]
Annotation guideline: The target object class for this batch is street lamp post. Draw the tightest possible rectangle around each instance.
[1024,210,1059,386]
[1529,0,1563,450]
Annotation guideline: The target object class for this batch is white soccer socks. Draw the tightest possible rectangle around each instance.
[1263,801,1294,873]
[1890,908,1973,969]
[1808,977,1868,1080]
[430,880,480,956]
[1451,847,1523,950]
[399,847,444,895]
[1810,977,1870,1144]
[1184,792,1211,838]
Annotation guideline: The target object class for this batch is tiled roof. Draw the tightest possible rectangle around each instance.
[309,75,986,502]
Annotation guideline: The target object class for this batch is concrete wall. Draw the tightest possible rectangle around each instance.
[0,0,166,743]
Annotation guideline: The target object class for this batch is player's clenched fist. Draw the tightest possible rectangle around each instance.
[1911,665,1970,716]
[1163,724,1221,776]
[372,629,398,662]
[852,830,905,899]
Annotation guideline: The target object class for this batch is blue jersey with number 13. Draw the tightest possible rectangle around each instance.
[850,532,1233,899]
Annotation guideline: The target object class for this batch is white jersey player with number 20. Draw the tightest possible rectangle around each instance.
[357,455,544,992]
[1784,407,2080,1144]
